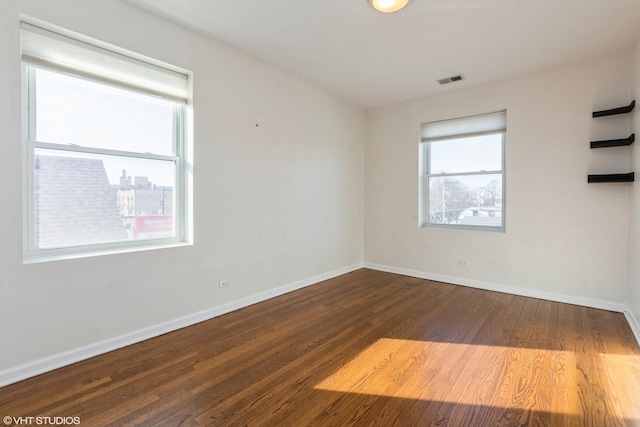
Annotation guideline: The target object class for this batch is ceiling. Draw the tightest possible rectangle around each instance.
[125,0,640,109]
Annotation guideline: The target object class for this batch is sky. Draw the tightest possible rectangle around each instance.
[429,133,502,175]
[33,68,178,187]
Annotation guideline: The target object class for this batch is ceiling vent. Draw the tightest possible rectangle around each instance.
[437,75,465,85]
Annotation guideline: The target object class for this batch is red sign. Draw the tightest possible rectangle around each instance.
[133,215,173,238]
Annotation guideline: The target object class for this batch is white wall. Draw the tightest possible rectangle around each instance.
[629,36,640,323]
[0,0,364,375]
[365,53,633,305]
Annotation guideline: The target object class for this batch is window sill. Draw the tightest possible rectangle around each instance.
[23,240,192,264]
[421,224,505,233]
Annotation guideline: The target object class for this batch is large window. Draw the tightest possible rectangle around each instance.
[21,21,191,261]
[419,111,506,231]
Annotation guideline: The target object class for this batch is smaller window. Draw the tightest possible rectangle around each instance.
[419,111,506,231]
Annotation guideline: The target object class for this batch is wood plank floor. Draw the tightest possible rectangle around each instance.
[1,269,639,426]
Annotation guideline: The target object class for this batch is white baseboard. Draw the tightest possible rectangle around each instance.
[0,263,364,388]
[364,263,628,313]
[624,309,640,346]
[3,262,638,388]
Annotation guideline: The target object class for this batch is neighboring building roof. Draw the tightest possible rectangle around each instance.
[35,155,128,248]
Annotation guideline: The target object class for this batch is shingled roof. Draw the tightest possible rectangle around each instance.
[35,155,128,248]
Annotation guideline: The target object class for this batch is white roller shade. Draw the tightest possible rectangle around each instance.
[422,111,506,142]
[21,22,189,104]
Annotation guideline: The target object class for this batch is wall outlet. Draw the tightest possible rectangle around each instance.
[219,279,230,288]
[457,259,469,268]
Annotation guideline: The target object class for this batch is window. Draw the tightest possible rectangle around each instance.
[419,111,506,231]
[21,21,191,261]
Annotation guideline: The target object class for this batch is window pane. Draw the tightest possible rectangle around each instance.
[429,133,502,174]
[34,68,176,155]
[34,149,176,249]
[428,174,503,227]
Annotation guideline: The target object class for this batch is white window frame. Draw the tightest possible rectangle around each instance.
[419,111,506,232]
[21,19,192,263]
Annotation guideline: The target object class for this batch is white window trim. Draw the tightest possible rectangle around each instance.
[21,19,192,263]
[419,111,507,233]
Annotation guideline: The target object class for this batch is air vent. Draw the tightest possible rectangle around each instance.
[438,74,465,85]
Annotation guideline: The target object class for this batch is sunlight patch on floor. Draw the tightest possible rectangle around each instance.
[315,338,578,413]
[596,352,640,419]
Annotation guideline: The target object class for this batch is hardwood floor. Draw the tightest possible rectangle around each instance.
[1,269,639,426]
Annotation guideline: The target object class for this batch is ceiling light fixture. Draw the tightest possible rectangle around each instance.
[369,0,410,13]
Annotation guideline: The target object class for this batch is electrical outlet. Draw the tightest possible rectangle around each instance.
[219,279,230,288]
[457,259,468,268]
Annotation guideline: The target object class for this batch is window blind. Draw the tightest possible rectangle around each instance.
[21,22,189,104]
[421,110,506,142]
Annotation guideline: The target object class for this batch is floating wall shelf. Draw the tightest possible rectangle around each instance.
[587,172,635,183]
[592,100,635,117]
[590,133,635,149]
[588,100,635,184]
